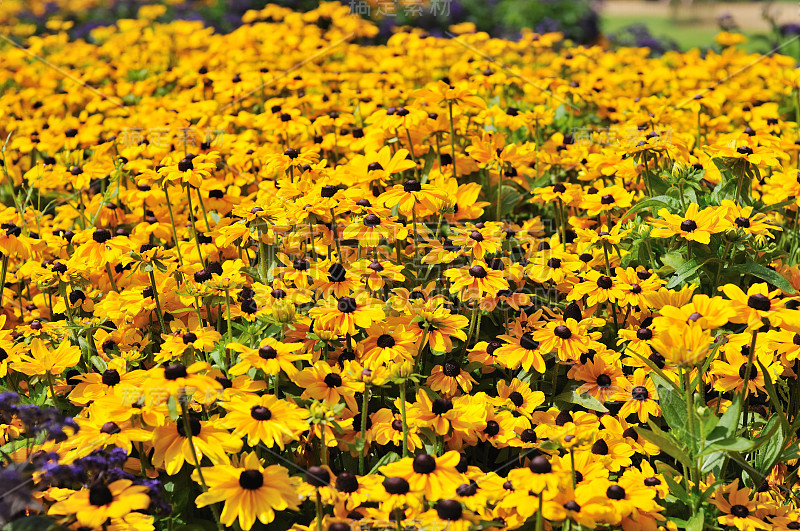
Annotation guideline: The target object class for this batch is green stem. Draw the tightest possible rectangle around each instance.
[105,263,118,292]
[358,385,370,475]
[448,100,457,180]
[180,402,224,531]
[399,380,410,458]
[148,269,168,332]
[184,185,206,266]
[163,186,185,280]
[742,329,759,427]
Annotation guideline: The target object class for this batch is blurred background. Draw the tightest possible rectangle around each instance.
[3,0,800,55]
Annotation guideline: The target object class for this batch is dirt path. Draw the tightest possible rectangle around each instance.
[601,0,800,31]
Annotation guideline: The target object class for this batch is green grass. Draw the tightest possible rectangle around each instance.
[602,14,769,53]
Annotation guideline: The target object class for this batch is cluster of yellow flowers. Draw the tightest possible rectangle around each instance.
[1,2,800,531]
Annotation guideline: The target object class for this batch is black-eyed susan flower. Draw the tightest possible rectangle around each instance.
[650,203,729,244]
[712,479,770,531]
[229,337,310,378]
[444,260,509,301]
[617,368,661,422]
[222,394,309,449]
[49,479,151,529]
[151,415,243,474]
[309,293,385,336]
[293,361,364,410]
[193,452,300,530]
[379,451,465,500]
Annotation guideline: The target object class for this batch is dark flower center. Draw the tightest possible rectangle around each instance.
[391,419,403,431]
[293,259,310,271]
[178,157,194,172]
[443,361,460,377]
[738,363,758,380]
[630,283,642,294]
[363,214,381,227]
[92,229,111,243]
[735,217,751,228]
[336,472,359,493]
[600,194,615,205]
[328,263,347,283]
[432,398,453,415]
[484,420,500,437]
[730,504,750,518]
[271,288,287,299]
[259,346,278,359]
[367,162,384,172]
[631,386,649,400]
[520,428,536,442]
[403,180,421,192]
[597,275,613,289]
[239,470,264,490]
[794,333,800,346]
[637,328,653,340]
[164,363,187,380]
[680,219,698,232]
[547,257,562,269]
[644,477,662,487]
[376,334,396,348]
[100,422,120,435]
[508,391,524,407]
[89,485,113,506]
[553,183,567,193]
[182,332,197,344]
[596,374,612,388]
[747,293,771,312]
[413,454,437,474]
[528,455,552,474]
[591,439,609,455]
[606,485,626,500]
[305,466,330,487]
[649,352,666,369]
[102,369,121,386]
[324,373,343,388]
[383,476,410,494]
[469,265,487,278]
[435,499,463,521]
[556,410,573,426]
[688,312,703,322]
[564,501,581,512]
[456,482,478,497]
[250,406,272,421]
[623,427,639,440]
[337,297,357,313]
[520,333,539,350]
[554,325,572,339]
[177,416,202,437]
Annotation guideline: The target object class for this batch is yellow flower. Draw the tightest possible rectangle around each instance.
[193,452,300,530]
[12,338,80,377]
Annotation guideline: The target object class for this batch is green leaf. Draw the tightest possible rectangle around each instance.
[729,261,796,294]
[368,451,400,475]
[666,258,703,289]
[686,511,705,531]
[650,373,687,433]
[554,386,608,413]
[636,423,691,469]
[759,360,790,434]
[619,196,673,223]
[700,436,755,455]
[708,393,742,442]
